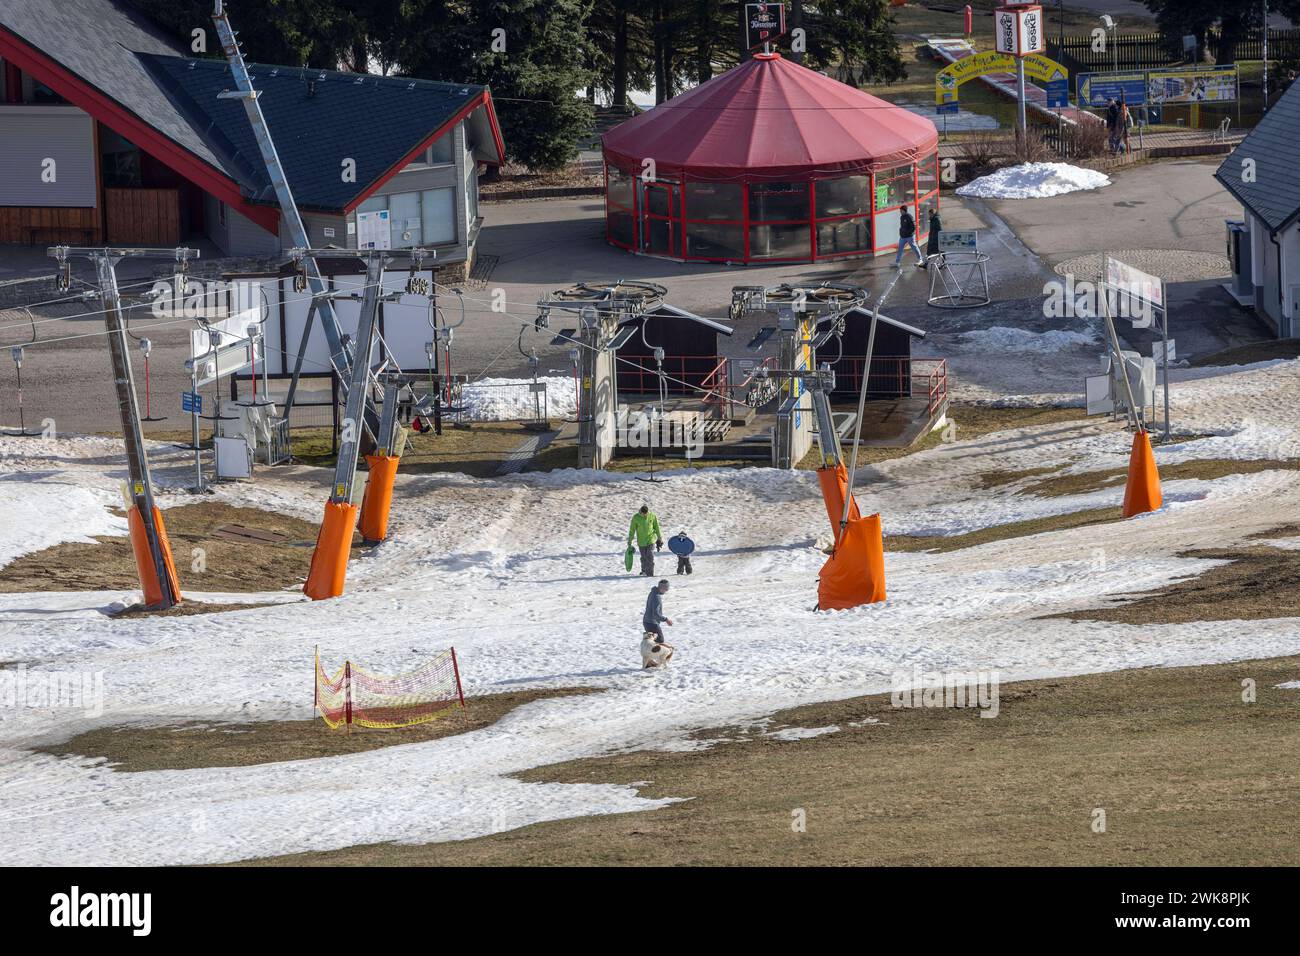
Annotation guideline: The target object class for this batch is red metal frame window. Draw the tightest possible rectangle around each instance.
[872,163,916,252]
[915,152,940,241]
[682,180,746,261]
[604,164,637,250]
[641,179,681,258]
[812,173,872,260]
[747,181,811,262]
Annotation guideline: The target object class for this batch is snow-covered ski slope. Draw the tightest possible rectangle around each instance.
[1,356,1299,865]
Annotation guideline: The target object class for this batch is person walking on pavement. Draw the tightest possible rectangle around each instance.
[1105,98,1121,154]
[627,504,664,576]
[894,207,926,269]
[926,207,942,261]
[643,578,673,644]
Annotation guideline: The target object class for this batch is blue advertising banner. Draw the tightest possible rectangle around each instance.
[1077,71,1147,108]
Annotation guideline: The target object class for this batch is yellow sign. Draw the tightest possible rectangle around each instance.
[935,51,1068,105]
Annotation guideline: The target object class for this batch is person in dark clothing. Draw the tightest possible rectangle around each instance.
[1105,99,1121,153]
[925,208,942,260]
[668,532,694,575]
[642,579,673,643]
[894,207,926,268]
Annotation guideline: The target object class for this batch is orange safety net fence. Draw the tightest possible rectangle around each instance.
[315,648,466,730]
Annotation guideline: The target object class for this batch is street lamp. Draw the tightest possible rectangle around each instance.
[1100,15,1117,73]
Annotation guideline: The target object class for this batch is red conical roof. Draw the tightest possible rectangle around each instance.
[602,53,938,181]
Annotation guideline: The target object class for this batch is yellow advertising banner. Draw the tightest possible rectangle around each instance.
[935,50,1068,105]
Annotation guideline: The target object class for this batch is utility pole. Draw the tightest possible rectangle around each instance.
[51,245,193,610]
[1263,0,1270,113]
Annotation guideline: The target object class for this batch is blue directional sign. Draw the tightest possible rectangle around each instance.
[182,391,202,414]
[1045,78,1069,108]
[1077,71,1147,108]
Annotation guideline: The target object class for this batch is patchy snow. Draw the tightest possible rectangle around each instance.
[2,353,1300,864]
[766,725,840,741]
[0,482,126,568]
[957,162,1111,199]
[1276,680,1300,689]
[460,376,577,422]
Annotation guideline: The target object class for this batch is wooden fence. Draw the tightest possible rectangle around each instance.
[1050,28,1300,73]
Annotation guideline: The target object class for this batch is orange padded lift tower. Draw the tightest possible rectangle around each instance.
[359,453,401,544]
[811,272,901,611]
[127,504,182,607]
[1122,430,1163,517]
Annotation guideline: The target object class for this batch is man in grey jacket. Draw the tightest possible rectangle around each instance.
[642,579,673,644]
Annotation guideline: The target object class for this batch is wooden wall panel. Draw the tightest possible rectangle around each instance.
[0,205,100,244]
[104,187,180,245]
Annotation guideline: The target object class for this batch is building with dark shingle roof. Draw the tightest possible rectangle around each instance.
[1215,79,1300,337]
[0,0,503,269]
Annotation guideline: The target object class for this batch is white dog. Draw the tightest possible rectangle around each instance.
[640,633,675,669]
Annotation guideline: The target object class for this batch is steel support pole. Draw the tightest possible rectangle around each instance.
[330,253,386,504]
[1016,58,1028,133]
[94,254,179,609]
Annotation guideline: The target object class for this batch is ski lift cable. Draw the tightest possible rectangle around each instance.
[427,279,769,410]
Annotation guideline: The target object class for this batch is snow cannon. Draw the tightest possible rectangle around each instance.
[1122,430,1163,518]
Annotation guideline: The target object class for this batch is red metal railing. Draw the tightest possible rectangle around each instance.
[828,357,949,417]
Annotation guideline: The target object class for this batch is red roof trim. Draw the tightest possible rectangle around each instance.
[343,90,504,214]
[0,25,279,234]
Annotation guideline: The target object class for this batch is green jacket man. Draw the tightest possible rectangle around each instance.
[627,505,664,576]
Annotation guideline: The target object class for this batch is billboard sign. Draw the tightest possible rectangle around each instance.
[1077,71,1147,108]
[994,4,1045,57]
[745,2,787,51]
[937,230,979,254]
[1146,65,1238,105]
[1106,254,1165,315]
[935,50,1065,105]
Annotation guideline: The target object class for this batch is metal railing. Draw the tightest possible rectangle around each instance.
[828,357,949,417]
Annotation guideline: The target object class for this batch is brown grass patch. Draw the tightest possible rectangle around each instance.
[973,464,1064,491]
[1058,545,1300,626]
[1190,339,1300,368]
[247,655,1300,866]
[41,687,596,773]
[886,505,1121,553]
[0,501,344,597]
[1022,458,1300,498]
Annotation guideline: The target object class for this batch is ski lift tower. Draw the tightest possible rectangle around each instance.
[536,280,666,469]
[729,282,870,468]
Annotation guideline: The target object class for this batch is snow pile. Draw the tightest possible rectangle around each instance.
[958,326,1099,353]
[1276,680,1300,690]
[957,162,1111,199]
[0,484,125,568]
[460,376,577,422]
